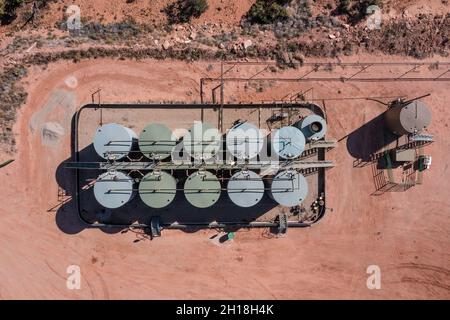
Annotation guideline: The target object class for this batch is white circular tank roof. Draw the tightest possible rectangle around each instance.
[93,171,134,209]
[270,170,308,207]
[183,122,221,161]
[227,170,264,207]
[296,115,327,141]
[93,123,137,160]
[226,122,264,160]
[272,126,306,160]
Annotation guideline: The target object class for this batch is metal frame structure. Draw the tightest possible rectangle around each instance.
[67,103,335,236]
[200,61,450,105]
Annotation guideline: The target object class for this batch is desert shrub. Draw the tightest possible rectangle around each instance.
[0,0,25,24]
[246,0,291,24]
[336,0,384,24]
[0,65,28,147]
[164,0,208,24]
[0,0,51,25]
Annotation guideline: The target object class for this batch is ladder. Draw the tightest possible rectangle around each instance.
[150,216,162,237]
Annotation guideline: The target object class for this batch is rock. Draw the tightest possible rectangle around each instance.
[218,43,225,49]
[280,51,291,64]
[329,34,336,39]
[41,122,65,146]
[162,40,171,50]
[189,32,197,40]
[286,6,296,17]
[293,53,305,63]
[243,39,253,49]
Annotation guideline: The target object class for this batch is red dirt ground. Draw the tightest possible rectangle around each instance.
[3,0,448,34]
[0,55,449,299]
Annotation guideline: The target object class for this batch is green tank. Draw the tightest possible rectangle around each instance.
[138,171,177,208]
[184,171,221,208]
[183,122,221,161]
[139,123,176,160]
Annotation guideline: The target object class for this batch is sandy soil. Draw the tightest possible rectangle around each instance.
[0,56,449,299]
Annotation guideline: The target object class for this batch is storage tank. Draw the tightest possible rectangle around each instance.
[271,126,306,160]
[139,123,176,160]
[385,100,431,136]
[184,171,221,208]
[93,171,135,209]
[226,122,264,160]
[270,170,308,207]
[93,123,137,160]
[295,114,327,141]
[227,170,264,207]
[183,122,221,161]
[138,171,177,208]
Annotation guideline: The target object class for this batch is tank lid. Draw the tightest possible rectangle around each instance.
[139,123,176,160]
[139,171,177,208]
[227,170,264,207]
[184,171,221,208]
[226,122,264,160]
[296,114,327,141]
[93,123,136,160]
[272,126,306,160]
[400,100,431,134]
[271,170,308,207]
[183,122,221,161]
[93,171,134,209]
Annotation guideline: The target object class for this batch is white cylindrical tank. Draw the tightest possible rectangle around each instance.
[93,123,137,160]
[226,122,264,161]
[295,115,327,141]
[93,171,135,209]
[270,170,308,207]
[271,126,306,160]
[183,122,221,161]
[227,170,264,207]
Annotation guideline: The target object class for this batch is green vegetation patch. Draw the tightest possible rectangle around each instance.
[246,0,291,25]
[0,0,24,24]
[164,0,209,24]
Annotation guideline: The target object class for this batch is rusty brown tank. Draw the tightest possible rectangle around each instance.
[385,100,431,136]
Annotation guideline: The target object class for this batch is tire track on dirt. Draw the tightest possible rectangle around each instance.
[398,263,450,276]
[397,262,450,294]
